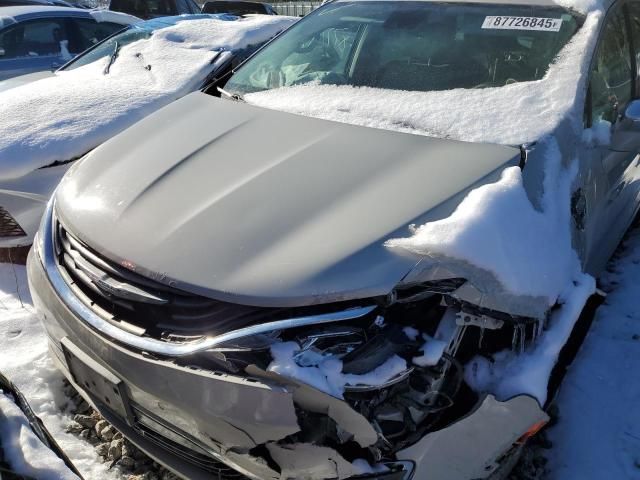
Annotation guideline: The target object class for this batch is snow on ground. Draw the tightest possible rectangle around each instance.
[0,393,78,480]
[0,14,297,181]
[0,263,126,479]
[546,224,640,479]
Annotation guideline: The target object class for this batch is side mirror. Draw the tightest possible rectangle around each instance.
[624,99,640,122]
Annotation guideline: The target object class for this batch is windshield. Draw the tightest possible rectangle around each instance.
[202,1,267,15]
[224,0,581,95]
[62,26,152,71]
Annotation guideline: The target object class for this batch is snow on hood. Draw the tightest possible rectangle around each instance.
[0,15,297,181]
[245,11,600,147]
[386,138,581,308]
[88,9,140,25]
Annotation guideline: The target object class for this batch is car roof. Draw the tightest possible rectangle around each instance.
[0,5,93,22]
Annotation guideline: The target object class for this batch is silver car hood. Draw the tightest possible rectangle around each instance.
[55,92,521,307]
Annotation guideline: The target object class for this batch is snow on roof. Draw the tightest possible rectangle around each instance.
[0,15,15,28]
[246,11,601,147]
[88,8,140,25]
[0,14,297,181]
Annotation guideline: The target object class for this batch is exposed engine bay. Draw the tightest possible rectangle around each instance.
[174,281,546,478]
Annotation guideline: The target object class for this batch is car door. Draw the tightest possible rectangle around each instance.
[582,2,640,273]
[0,17,71,80]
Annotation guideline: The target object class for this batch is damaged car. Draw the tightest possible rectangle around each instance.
[0,12,296,248]
[27,0,640,478]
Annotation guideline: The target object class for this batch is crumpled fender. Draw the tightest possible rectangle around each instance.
[398,394,548,480]
[246,366,378,447]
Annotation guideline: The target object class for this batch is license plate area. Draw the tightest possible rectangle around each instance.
[61,337,133,424]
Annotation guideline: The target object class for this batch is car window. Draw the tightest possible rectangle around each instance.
[110,0,178,18]
[202,1,266,14]
[176,0,198,13]
[589,7,633,124]
[627,2,640,83]
[187,0,200,13]
[0,18,68,59]
[62,26,152,70]
[225,1,581,96]
[68,19,125,54]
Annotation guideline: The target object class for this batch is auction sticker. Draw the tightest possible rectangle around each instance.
[482,16,563,31]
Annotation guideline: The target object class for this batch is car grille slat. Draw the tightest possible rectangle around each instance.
[0,206,26,238]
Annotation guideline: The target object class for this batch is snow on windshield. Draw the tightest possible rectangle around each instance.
[244,12,600,146]
[0,15,297,181]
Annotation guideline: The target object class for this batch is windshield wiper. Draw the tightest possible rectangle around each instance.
[103,41,120,75]
[217,86,245,103]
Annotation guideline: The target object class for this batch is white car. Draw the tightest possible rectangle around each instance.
[0,13,296,248]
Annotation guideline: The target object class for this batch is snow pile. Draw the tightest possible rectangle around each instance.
[268,341,407,398]
[464,273,595,404]
[0,265,125,479]
[87,9,140,25]
[0,15,297,181]
[245,12,600,146]
[412,337,447,367]
[386,138,581,307]
[0,393,78,480]
[582,119,612,146]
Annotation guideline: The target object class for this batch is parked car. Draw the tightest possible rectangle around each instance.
[0,6,138,80]
[28,0,638,479]
[202,0,277,15]
[0,13,296,248]
[108,0,200,19]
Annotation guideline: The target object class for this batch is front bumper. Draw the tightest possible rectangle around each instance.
[28,249,301,480]
[29,249,418,480]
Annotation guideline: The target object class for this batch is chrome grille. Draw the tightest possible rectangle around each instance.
[54,219,286,340]
[53,217,370,342]
[0,206,26,238]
